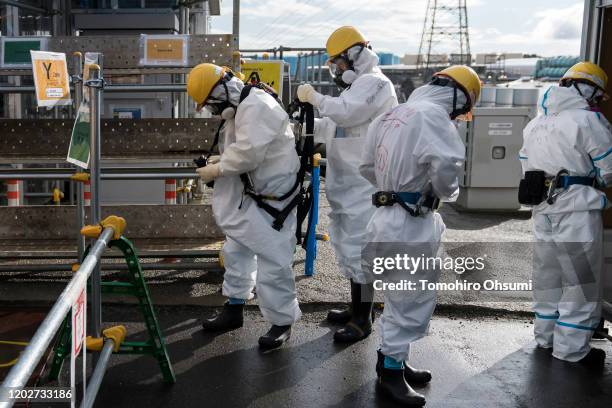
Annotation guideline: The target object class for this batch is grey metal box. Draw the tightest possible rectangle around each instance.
[457,107,535,210]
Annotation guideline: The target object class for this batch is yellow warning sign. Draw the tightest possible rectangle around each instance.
[30,50,71,108]
[241,60,284,96]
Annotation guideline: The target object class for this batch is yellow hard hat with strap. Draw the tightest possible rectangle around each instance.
[326,26,367,59]
[560,61,608,91]
[187,63,231,109]
[435,65,482,108]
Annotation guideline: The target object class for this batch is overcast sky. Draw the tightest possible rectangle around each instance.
[210,0,584,56]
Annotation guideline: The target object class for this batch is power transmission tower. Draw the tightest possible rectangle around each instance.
[416,0,471,74]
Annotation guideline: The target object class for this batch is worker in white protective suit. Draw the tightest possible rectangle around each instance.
[519,61,612,367]
[186,63,302,349]
[360,66,481,406]
[296,26,398,343]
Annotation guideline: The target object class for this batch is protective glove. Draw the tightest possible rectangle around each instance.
[196,163,221,184]
[297,84,322,107]
[207,155,221,165]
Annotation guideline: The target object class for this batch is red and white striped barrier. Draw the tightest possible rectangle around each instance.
[165,179,177,204]
[84,180,91,206]
[6,180,20,206]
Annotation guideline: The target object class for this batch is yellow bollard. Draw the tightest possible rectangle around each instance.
[86,325,127,353]
[52,188,64,205]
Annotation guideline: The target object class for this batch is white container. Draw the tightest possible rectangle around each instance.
[495,88,514,106]
[513,88,539,106]
[479,87,496,106]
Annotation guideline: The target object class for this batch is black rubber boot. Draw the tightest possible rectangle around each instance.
[376,350,432,385]
[333,281,374,343]
[327,307,352,324]
[592,318,608,340]
[578,347,606,369]
[328,280,353,324]
[202,302,244,331]
[404,363,432,385]
[258,325,292,349]
[376,353,426,407]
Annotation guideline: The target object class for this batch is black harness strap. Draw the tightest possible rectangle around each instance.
[236,86,313,232]
[294,103,315,246]
[208,120,225,158]
[240,175,304,231]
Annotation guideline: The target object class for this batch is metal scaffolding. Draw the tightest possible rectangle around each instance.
[0,2,236,399]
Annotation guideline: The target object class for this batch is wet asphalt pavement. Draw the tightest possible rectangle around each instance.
[2,184,612,407]
[84,305,612,408]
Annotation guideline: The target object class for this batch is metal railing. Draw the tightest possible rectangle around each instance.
[0,226,116,408]
[0,84,189,94]
[0,167,197,180]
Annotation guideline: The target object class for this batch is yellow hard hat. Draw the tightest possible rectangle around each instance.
[435,65,481,107]
[326,26,367,59]
[560,61,608,91]
[186,63,229,108]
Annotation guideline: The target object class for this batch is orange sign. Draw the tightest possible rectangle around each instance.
[140,35,189,66]
[147,39,185,60]
[30,50,71,107]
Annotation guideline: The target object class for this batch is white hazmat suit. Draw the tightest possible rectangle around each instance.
[520,85,612,362]
[360,84,466,362]
[311,47,398,284]
[213,78,302,326]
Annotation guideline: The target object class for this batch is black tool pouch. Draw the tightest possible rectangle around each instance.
[518,171,547,205]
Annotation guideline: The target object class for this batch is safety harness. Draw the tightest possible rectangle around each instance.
[235,84,315,232]
[518,169,596,206]
[197,82,315,233]
[372,191,440,217]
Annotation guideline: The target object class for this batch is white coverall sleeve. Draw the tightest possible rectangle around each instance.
[583,112,612,186]
[414,112,465,200]
[316,77,393,128]
[359,115,382,186]
[220,97,282,176]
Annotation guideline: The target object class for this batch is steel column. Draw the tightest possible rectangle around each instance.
[79,339,114,408]
[73,52,86,260]
[232,0,240,71]
[86,65,103,337]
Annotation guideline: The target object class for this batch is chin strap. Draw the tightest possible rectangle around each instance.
[450,84,470,120]
[564,79,602,105]
[430,76,471,119]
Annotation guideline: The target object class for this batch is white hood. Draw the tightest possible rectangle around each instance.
[407,84,467,116]
[210,75,245,106]
[539,85,589,115]
[348,46,380,77]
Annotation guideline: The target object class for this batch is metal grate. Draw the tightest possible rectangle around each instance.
[0,35,234,74]
[0,205,223,240]
[0,118,221,159]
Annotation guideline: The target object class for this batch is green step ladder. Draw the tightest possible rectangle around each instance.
[48,236,175,384]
